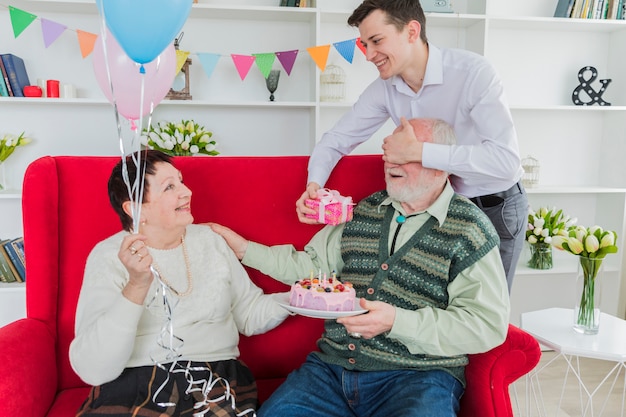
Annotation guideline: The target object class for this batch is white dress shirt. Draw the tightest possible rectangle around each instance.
[308,43,523,198]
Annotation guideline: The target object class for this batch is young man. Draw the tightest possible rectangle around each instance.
[296,0,527,292]
[211,118,510,417]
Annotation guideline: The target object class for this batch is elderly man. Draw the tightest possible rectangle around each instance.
[210,118,510,417]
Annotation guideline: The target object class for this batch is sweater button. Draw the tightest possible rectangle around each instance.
[367,288,375,295]
[381,263,389,270]
[348,358,356,364]
[348,343,356,350]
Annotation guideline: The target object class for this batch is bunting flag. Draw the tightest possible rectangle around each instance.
[196,53,221,79]
[252,53,276,79]
[175,50,190,74]
[76,30,98,58]
[355,37,367,56]
[275,50,298,76]
[41,18,67,48]
[1,3,366,80]
[306,44,331,72]
[333,38,356,64]
[231,54,256,81]
[9,6,36,38]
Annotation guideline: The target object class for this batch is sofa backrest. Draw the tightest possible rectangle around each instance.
[22,154,386,391]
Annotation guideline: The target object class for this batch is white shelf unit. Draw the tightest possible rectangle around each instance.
[1,0,625,326]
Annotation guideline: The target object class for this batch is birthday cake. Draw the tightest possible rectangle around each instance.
[289,274,356,312]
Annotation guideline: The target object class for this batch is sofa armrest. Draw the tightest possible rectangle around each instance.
[459,324,541,417]
[0,318,58,417]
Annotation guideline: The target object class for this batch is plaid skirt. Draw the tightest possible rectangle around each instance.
[76,359,257,417]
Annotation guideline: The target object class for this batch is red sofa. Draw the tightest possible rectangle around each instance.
[0,155,540,417]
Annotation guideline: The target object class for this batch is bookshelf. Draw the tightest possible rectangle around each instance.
[0,0,625,327]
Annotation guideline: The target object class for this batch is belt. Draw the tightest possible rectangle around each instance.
[470,181,523,208]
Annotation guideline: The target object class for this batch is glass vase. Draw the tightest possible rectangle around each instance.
[0,160,6,191]
[573,256,603,335]
[527,242,553,269]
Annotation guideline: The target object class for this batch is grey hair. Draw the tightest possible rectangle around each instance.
[431,119,456,146]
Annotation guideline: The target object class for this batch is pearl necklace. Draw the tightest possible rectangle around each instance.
[151,235,193,297]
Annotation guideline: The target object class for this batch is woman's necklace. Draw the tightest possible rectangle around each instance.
[151,235,193,297]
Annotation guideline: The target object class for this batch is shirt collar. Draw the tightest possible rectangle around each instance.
[391,43,443,95]
[378,180,454,227]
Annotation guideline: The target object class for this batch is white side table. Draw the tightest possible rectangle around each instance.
[521,308,626,417]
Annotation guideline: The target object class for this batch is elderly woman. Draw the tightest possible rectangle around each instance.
[69,150,289,417]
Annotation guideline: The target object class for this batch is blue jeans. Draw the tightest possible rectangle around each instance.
[258,353,463,417]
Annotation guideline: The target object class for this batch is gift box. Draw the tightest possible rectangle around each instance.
[305,189,354,225]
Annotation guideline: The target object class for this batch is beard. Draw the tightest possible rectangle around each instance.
[386,176,440,204]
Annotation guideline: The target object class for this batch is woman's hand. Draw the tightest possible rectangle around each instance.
[206,223,249,260]
[118,234,153,305]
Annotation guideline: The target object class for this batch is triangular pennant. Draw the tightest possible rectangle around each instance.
[275,50,298,76]
[77,30,98,58]
[252,53,276,78]
[355,37,366,56]
[41,18,68,48]
[196,53,221,79]
[306,44,331,72]
[175,50,190,74]
[333,38,356,64]
[231,54,256,81]
[9,6,37,38]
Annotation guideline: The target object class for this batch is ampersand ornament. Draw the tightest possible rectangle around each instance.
[572,66,611,106]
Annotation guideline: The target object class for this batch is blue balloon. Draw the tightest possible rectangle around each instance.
[96,0,193,65]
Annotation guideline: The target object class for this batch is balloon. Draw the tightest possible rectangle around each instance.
[96,0,193,65]
[92,30,176,121]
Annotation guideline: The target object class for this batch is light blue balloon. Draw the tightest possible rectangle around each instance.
[96,0,193,65]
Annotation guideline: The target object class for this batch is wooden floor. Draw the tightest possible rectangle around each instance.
[510,350,626,417]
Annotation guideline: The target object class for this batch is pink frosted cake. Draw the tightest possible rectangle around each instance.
[289,275,356,311]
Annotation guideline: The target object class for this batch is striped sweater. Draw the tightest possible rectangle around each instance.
[315,191,499,385]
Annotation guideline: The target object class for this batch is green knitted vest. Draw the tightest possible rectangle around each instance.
[315,190,499,386]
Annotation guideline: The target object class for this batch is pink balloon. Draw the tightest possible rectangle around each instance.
[92,29,176,120]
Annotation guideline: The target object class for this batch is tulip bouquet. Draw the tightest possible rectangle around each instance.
[552,225,618,333]
[526,206,576,269]
[0,132,31,163]
[141,120,219,157]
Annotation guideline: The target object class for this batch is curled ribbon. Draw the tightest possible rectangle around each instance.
[316,189,353,224]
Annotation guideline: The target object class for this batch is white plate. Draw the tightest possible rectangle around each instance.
[277,294,368,319]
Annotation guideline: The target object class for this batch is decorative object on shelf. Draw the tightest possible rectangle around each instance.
[521,155,540,188]
[552,225,618,334]
[572,66,611,106]
[0,132,31,191]
[46,79,60,98]
[166,32,192,100]
[527,241,553,270]
[141,120,218,156]
[265,69,281,102]
[320,64,346,102]
[526,206,576,270]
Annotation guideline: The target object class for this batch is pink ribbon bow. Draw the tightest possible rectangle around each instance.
[317,189,354,223]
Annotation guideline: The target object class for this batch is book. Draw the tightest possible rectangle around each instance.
[0,54,31,98]
[2,238,25,282]
[0,58,13,96]
[0,240,19,283]
[0,72,9,97]
[554,0,575,16]
[279,0,288,6]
